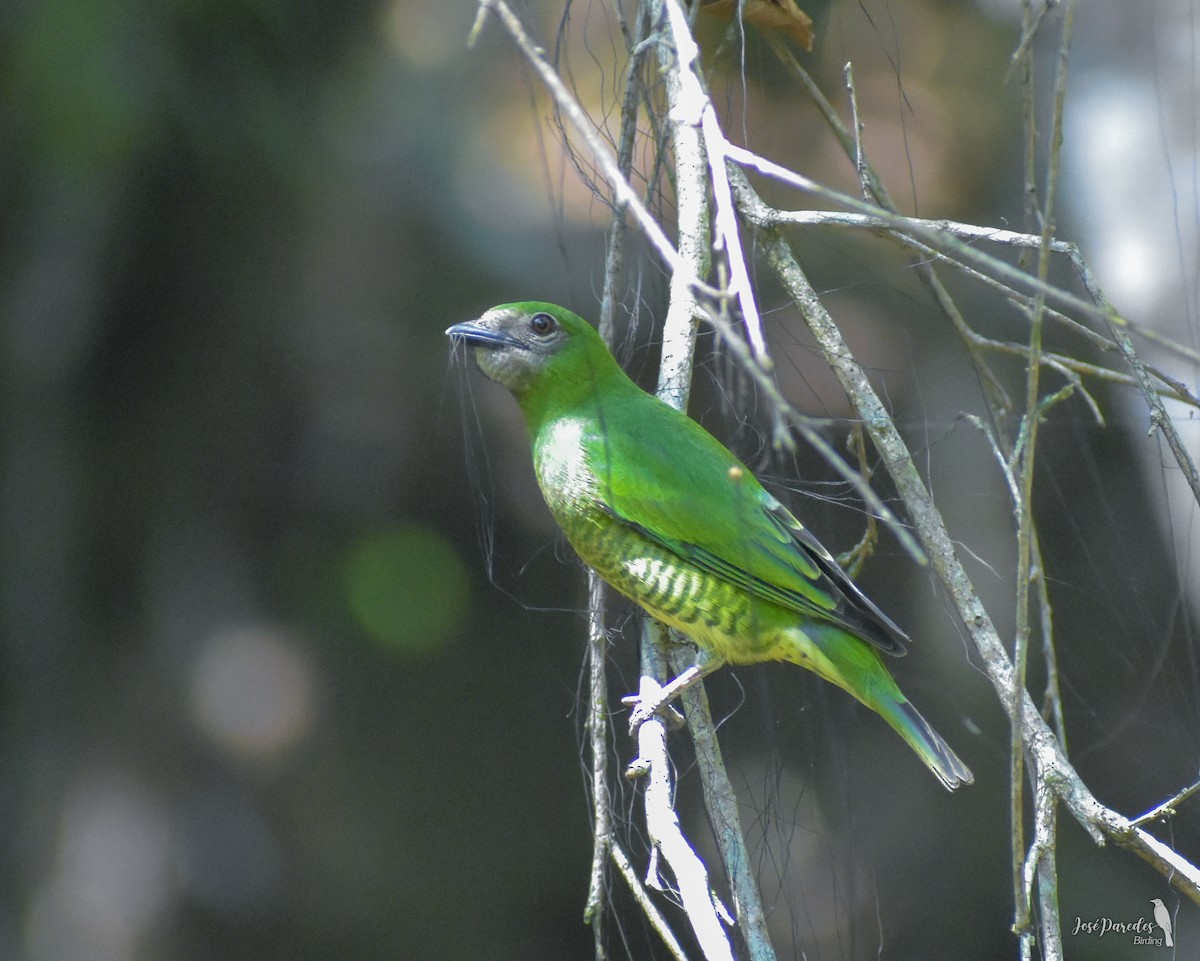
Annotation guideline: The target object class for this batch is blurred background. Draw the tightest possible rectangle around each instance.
[2,0,1198,959]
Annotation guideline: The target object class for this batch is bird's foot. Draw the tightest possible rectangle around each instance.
[622,690,686,732]
[622,664,710,733]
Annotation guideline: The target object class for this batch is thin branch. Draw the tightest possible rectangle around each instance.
[762,38,891,205]
[746,207,1075,252]
[584,573,613,938]
[597,2,649,344]
[837,425,880,578]
[1063,250,1200,498]
[1012,0,1076,933]
[1033,528,1067,746]
[627,668,736,961]
[1133,778,1200,827]
[757,206,1200,376]
[1076,259,1200,509]
[762,208,1200,405]
[726,141,1134,335]
[1016,0,1042,258]
[843,63,875,202]
[1006,0,1057,85]
[610,840,691,961]
[648,0,710,407]
[659,0,769,363]
[1025,780,1063,961]
[667,643,779,961]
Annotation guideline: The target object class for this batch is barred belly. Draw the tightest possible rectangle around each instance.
[562,508,786,664]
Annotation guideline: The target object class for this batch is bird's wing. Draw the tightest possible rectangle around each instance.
[589,407,909,655]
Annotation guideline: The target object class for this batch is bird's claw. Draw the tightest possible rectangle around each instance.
[622,692,686,732]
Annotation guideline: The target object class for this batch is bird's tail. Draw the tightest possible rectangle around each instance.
[796,624,974,791]
[878,697,975,791]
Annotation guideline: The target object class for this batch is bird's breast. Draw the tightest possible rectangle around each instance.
[532,416,604,513]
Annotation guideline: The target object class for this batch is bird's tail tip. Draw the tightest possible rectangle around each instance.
[893,699,974,791]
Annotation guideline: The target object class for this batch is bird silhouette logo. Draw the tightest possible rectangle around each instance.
[1150,898,1174,947]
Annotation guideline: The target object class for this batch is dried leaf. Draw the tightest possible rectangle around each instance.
[702,0,814,51]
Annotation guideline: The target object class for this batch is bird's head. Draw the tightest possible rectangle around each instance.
[446,302,621,411]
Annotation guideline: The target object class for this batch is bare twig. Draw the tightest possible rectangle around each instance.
[725,141,1138,337]
[584,573,613,938]
[1006,0,1057,85]
[597,2,649,345]
[648,0,710,407]
[837,425,879,578]
[1023,779,1063,961]
[1133,778,1200,827]
[660,0,768,362]
[627,659,736,961]
[1011,0,1075,940]
[755,209,1200,402]
[843,63,875,202]
[667,643,779,961]
[1080,267,1200,509]
[610,840,691,961]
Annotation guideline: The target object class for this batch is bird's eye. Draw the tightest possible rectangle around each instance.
[529,312,557,336]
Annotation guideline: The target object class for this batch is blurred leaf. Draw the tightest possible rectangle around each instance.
[11,0,157,174]
[702,0,814,50]
[343,523,470,657]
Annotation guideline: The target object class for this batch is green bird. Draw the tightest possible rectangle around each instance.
[447,302,973,790]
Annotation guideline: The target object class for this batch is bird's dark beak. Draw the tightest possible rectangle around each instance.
[445,320,528,350]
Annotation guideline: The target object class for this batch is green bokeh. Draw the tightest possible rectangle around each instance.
[343,524,469,656]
